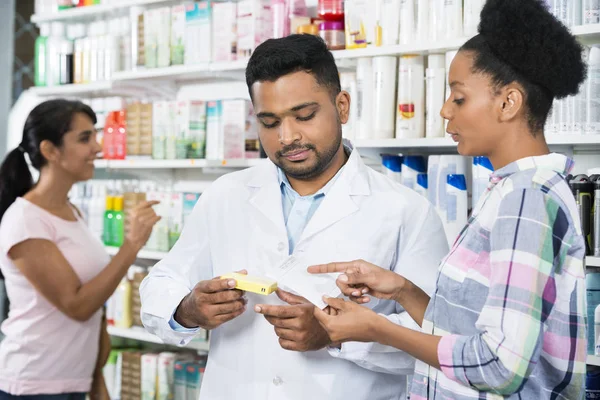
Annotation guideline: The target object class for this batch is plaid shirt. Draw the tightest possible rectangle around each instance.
[411,153,586,400]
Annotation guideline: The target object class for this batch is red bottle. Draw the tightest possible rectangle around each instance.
[318,0,344,21]
[104,110,127,160]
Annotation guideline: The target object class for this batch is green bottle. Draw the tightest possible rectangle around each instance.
[103,196,114,246]
[111,196,125,247]
[34,24,50,87]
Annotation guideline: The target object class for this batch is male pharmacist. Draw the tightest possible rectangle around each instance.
[140,34,448,400]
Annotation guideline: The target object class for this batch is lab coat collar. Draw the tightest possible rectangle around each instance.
[247,145,371,238]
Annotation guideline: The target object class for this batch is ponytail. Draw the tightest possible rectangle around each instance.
[0,147,34,223]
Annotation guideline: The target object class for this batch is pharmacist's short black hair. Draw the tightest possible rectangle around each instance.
[246,34,341,101]
[460,0,587,133]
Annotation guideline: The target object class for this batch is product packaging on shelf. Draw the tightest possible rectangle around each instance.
[185,2,212,65]
[212,1,238,62]
[236,0,274,59]
[171,5,186,66]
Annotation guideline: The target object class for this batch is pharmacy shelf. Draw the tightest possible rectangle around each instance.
[589,257,600,268]
[29,81,113,97]
[571,24,600,44]
[105,246,167,260]
[31,0,176,23]
[332,37,470,60]
[107,326,210,352]
[94,158,265,169]
[589,355,600,366]
[354,134,600,154]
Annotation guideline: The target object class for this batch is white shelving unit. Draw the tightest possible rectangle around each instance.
[589,257,600,268]
[31,0,176,23]
[589,355,600,367]
[107,326,209,352]
[105,246,167,260]
[94,158,265,169]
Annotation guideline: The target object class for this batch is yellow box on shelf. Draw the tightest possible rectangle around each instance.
[220,273,277,295]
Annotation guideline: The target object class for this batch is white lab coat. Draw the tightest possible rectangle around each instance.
[140,148,449,400]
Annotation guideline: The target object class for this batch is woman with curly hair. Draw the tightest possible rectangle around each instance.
[309,0,588,398]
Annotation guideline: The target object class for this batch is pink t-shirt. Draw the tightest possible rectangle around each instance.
[0,198,110,395]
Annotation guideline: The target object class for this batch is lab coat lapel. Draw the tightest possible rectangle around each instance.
[299,150,370,244]
[247,161,287,235]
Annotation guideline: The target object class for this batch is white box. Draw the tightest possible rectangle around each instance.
[171,5,186,65]
[212,2,237,62]
[206,100,223,160]
[156,7,171,68]
[185,2,212,64]
[143,9,159,68]
[236,0,273,59]
[222,100,248,159]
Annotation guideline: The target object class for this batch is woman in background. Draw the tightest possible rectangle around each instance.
[0,99,160,400]
[310,0,588,398]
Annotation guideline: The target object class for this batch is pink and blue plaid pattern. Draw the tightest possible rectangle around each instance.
[411,153,586,399]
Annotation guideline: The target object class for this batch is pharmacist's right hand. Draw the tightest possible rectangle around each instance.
[174,271,248,330]
[125,200,161,250]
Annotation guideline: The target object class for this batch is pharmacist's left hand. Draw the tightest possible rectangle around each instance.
[255,289,331,352]
[313,296,380,344]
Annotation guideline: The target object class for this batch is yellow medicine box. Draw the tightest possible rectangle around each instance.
[220,273,278,295]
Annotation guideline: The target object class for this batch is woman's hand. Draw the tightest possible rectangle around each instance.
[125,201,161,251]
[308,260,406,304]
[313,296,382,343]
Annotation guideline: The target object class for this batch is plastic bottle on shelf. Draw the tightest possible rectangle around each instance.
[46,22,65,87]
[396,55,425,139]
[103,194,114,246]
[34,24,50,87]
[59,36,74,85]
[111,195,125,248]
[442,0,462,39]
[381,154,402,184]
[113,274,132,329]
[398,0,415,45]
[587,47,600,135]
[425,54,446,138]
[339,72,358,141]
[372,56,398,139]
[416,174,428,199]
[89,183,106,241]
[445,174,468,246]
[416,0,428,42]
[272,0,287,39]
[401,156,426,191]
[356,58,374,140]
[584,0,600,25]
[318,0,344,21]
[463,0,485,37]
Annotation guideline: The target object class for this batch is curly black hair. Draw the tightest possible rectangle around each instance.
[460,0,587,133]
[245,34,341,101]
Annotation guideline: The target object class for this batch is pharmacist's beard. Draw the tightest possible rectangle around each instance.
[276,125,343,181]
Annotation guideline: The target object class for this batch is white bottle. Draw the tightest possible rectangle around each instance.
[415,173,428,199]
[396,55,425,139]
[463,0,485,37]
[119,17,132,72]
[104,20,120,80]
[587,46,600,135]
[46,22,65,87]
[570,0,583,26]
[426,54,446,138]
[584,0,600,25]
[398,0,415,45]
[442,0,463,39]
[372,57,398,139]
[553,0,569,25]
[472,156,494,210]
[416,0,429,42]
[445,174,468,247]
[382,155,403,184]
[88,23,99,82]
[402,156,426,190]
[427,155,441,206]
[445,50,458,100]
[96,21,107,83]
[356,58,374,140]
[429,0,445,41]
[339,72,358,141]
[380,0,401,46]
